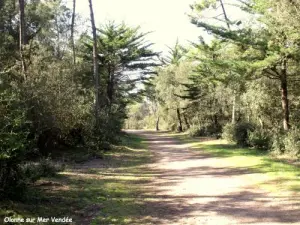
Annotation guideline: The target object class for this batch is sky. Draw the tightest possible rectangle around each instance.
[70,0,205,55]
[67,0,251,56]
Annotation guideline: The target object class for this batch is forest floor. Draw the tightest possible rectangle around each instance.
[1,131,300,224]
[0,134,152,225]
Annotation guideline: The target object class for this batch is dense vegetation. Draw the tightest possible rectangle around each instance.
[0,0,158,198]
[127,0,300,158]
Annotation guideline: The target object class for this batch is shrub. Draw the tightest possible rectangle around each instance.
[235,122,254,146]
[0,89,31,199]
[83,110,124,152]
[25,158,63,180]
[282,128,300,157]
[270,128,300,157]
[248,129,271,150]
[0,158,63,200]
[270,130,285,154]
[188,124,221,137]
[222,123,235,143]
[222,122,254,146]
[188,125,203,137]
[0,159,27,199]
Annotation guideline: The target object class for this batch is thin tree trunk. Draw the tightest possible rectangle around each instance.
[19,0,27,79]
[156,116,160,131]
[107,65,114,109]
[232,91,236,124]
[213,114,219,130]
[88,0,100,126]
[54,15,61,59]
[220,0,237,124]
[183,113,190,129]
[176,108,183,132]
[280,59,290,131]
[258,116,264,129]
[71,0,76,65]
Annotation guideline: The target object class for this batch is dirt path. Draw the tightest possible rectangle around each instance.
[130,130,300,225]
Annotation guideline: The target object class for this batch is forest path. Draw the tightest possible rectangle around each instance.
[130,130,300,225]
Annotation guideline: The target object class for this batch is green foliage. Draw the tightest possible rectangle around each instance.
[125,102,157,130]
[222,122,254,146]
[188,125,203,137]
[0,158,63,200]
[271,131,286,155]
[282,128,300,157]
[248,129,271,150]
[154,61,193,131]
[0,0,159,199]
[0,159,27,199]
[222,123,235,143]
[188,124,221,137]
[234,122,255,146]
[22,158,63,182]
[273,128,300,157]
[0,90,30,159]
[81,22,159,108]
[0,87,32,199]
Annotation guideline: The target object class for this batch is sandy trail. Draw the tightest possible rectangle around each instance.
[130,130,300,225]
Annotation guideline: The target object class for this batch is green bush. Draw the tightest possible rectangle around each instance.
[0,159,27,199]
[83,109,124,152]
[222,122,254,146]
[248,129,271,150]
[188,125,203,137]
[271,132,285,154]
[188,124,221,137]
[24,158,63,181]
[0,158,63,200]
[282,128,300,157]
[0,89,31,199]
[270,128,300,157]
[222,123,235,143]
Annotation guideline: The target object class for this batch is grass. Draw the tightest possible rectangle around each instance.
[170,133,300,196]
[0,134,152,225]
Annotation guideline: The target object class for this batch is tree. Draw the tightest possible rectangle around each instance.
[189,0,300,131]
[82,22,159,110]
[88,0,101,126]
[155,61,193,132]
[160,42,190,132]
[71,0,76,65]
[19,0,27,79]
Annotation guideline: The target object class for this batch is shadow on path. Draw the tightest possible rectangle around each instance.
[128,130,300,225]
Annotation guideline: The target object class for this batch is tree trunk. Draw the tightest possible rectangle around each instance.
[156,116,160,131]
[232,91,236,124]
[213,114,219,130]
[280,59,290,131]
[71,0,76,65]
[19,0,27,79]
[176,108,183,132]
[107,65,114,108]
[88,0,100,125]
[183,113,190,129]
[258,116,264,129]
[220,0,237,124]
[54,15,61,59]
